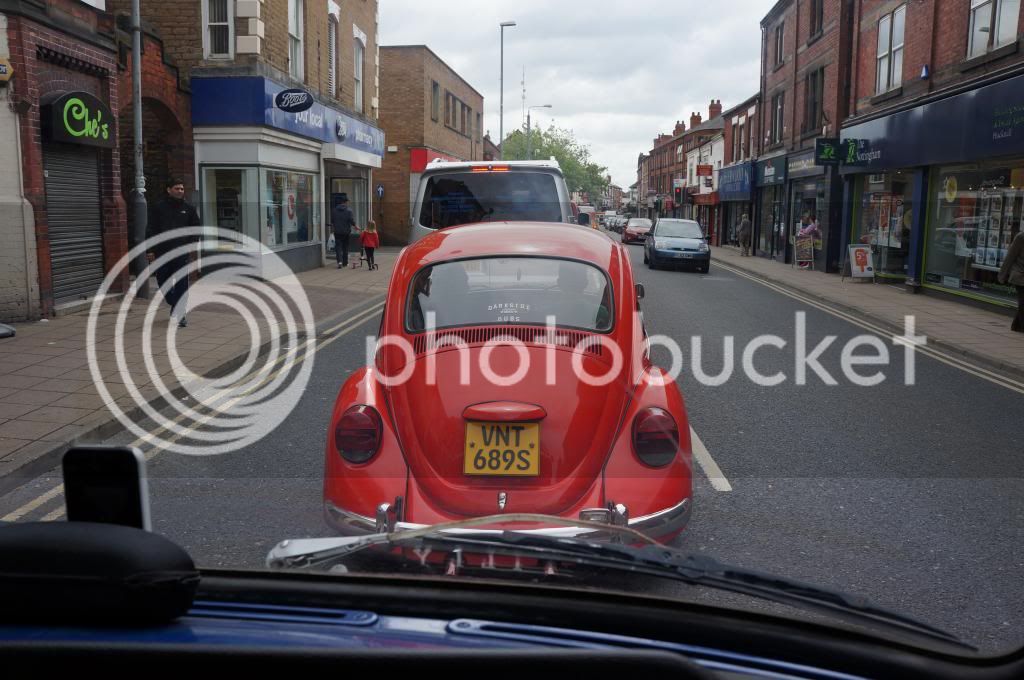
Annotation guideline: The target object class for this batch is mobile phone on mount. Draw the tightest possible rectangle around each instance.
[62,445,151,531]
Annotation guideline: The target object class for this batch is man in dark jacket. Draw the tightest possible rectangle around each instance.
[738,214,752,256]
[331,193,357,268]
[148,178,201,327]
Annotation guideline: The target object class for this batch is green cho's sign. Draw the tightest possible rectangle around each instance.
[44,92,115,148]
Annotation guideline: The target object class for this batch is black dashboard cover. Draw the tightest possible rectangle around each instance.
[0,522,199,625]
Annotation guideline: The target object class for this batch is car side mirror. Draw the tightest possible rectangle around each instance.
[635,283,645,301]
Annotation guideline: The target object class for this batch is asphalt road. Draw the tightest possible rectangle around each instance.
[2,238,1021,652]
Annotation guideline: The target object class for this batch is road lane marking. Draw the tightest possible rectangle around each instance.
[691,427,731,492]
[714,260,1024,396]
[2,303,386,522]
[1,483,63,522]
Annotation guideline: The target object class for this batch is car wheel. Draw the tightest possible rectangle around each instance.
[703,262,711,274]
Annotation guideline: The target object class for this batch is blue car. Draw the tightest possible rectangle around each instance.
[643,218,711,273]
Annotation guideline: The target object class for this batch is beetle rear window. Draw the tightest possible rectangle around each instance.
[407,258,613,333]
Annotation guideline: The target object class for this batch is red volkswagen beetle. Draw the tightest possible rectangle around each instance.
[323,222,692,543]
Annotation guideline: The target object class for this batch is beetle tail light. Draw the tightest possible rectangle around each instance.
[632,407,679,467]
[334,405,383,464]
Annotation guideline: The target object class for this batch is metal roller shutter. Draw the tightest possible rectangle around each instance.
[43,144,105,303]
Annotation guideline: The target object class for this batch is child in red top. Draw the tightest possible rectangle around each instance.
[359,220,380,270]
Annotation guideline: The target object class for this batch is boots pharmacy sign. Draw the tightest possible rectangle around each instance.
[43,92,115,148]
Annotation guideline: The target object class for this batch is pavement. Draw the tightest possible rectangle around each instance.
[710,244,1024,379]
[0,247,396,494]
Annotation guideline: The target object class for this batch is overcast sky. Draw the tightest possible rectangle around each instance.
[379,0,776,189]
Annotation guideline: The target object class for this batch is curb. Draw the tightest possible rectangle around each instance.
[0,293,387,499]
[712,251,1024,384]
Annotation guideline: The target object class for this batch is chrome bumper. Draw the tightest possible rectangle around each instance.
[324,498,691,542]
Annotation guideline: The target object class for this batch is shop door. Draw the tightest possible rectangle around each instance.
[329,177,367,254]
[43,143,105,303]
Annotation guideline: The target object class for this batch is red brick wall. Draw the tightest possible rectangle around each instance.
[852,1,1024,118]
[6,1,126,316]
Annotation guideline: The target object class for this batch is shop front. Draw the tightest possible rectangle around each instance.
[787,150,830,270]
[693,192,719,242]
[755,154,787,259]
[191,76,384,274]
[719,162,753,246]
[840,69,1024,309]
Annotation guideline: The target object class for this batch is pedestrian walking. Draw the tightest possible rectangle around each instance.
[738,213,752,256]
[148,177,200,327]
[360,220,380,271]
[998,231,1024,333]
[331,193,357,268]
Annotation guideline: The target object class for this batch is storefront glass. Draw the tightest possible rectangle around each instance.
[854,171,913,277]
[201,167,261,247]
[925,161,1024,304]
[790,177,828,268]
[261,169,321,248]
[758,185,785,257]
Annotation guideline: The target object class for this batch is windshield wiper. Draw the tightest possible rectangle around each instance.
[267,514,974,652]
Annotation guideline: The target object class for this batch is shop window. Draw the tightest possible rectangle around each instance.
[968,0,1021,58]
[288,0,304,80]
[262,169,320,248]
[203,0,234,60]
[925,162,1023,302]
[855,172,913,276]
[876,5,905,93]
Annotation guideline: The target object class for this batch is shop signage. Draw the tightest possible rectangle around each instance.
[815,138,840,165]
[693,191,718,205]
[840,70,1024,174]
[696,164,713,176]
[718,162,752,202]
[848,245,875,278]
[274,89,315,113]
[788,150,824,178]
[0,58,12,84]
[43,92,116,148]
[672,178,685,188]
[191,76,385,157]
[756,156,787,187]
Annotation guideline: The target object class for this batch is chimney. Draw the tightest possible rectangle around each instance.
[673,119,686,136]
[709,99,723,119]
[690,111,702,129]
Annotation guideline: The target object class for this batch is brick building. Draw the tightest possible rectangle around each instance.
[2,0,127,320]
[757,0,853,271]
[110,0,384,273]
[636,153,650,217]
[376,45,484,245]
[839,0,1024,311]
[719,94,760,245]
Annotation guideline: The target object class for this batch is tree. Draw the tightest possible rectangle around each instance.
[501,124,609,203]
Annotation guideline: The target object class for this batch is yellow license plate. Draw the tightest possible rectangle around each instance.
[464,422,540,476]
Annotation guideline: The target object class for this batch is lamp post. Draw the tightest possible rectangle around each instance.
[499,21,516,155]
[526,104,551,160]
[131,0,148,298]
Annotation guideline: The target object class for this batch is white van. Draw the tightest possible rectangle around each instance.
[409,159,575,243]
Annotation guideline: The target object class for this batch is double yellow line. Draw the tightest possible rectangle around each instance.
[1,301,385,523]
[714,260,1024,395]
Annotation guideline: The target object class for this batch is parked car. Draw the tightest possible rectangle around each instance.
[643,218,711,273]
[324,221,693,543]
[409,160,574,242]
[621,218,653,244]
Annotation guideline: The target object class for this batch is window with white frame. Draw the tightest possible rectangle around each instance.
[203,0,234,59]
[876,5,905,93]
[354,38,365,113]
[969,0,1020,58]
[328,16,338,95]
[288,0,304,80]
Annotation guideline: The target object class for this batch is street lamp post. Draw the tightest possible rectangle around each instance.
[526,104,551,160]
[499,21,516,155]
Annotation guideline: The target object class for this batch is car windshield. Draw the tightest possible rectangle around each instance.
[3,0,1022,661]
[418,171,563,228]
[656,221,703,238]
[406,257,613,332]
